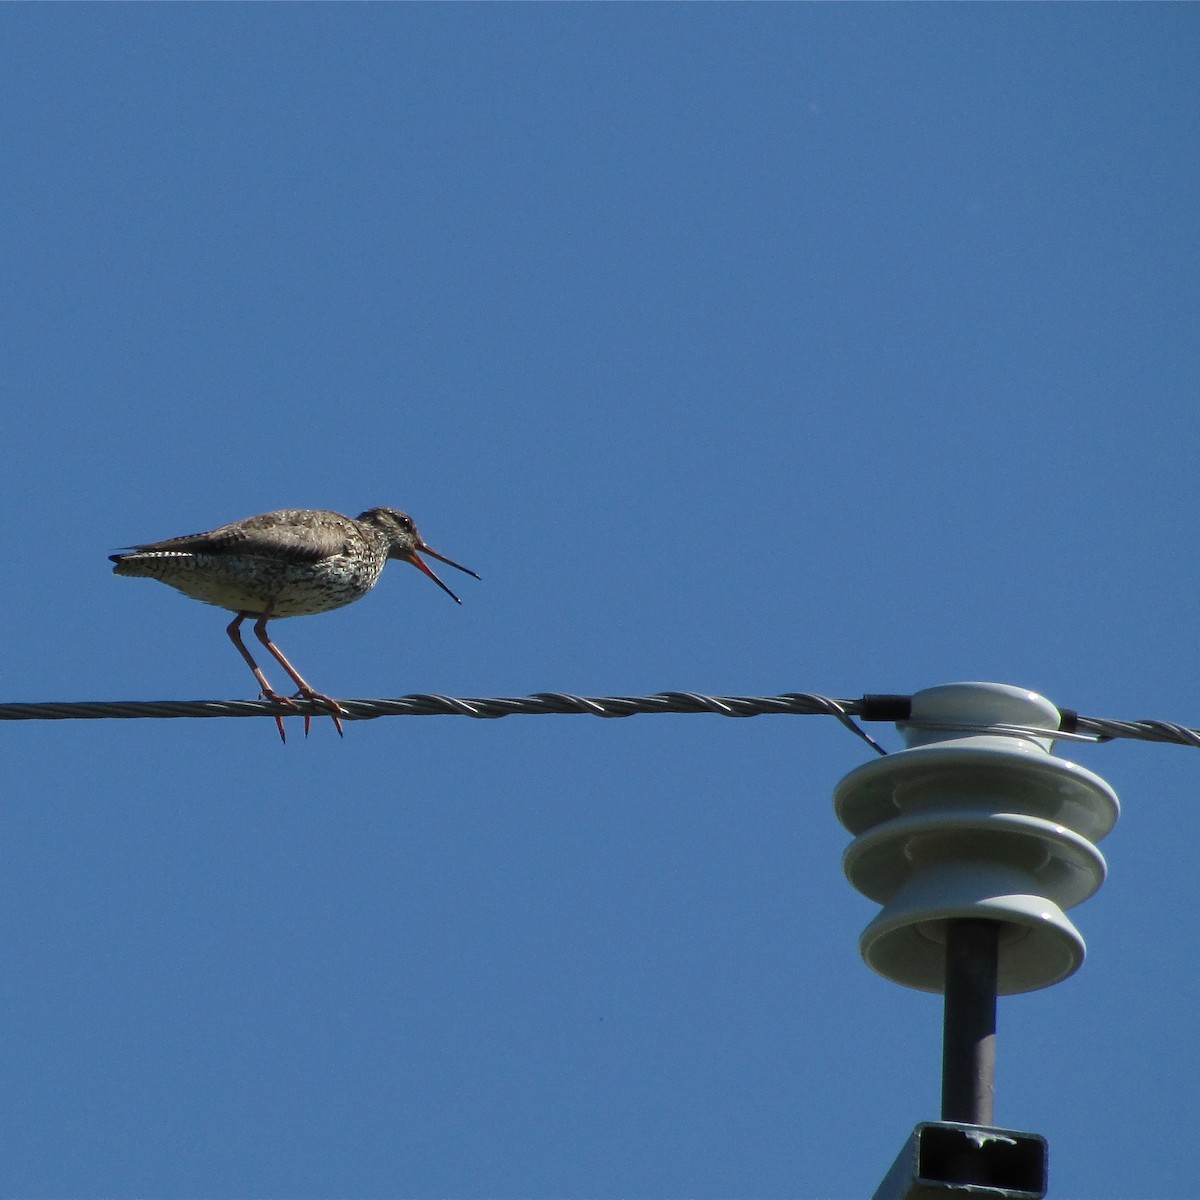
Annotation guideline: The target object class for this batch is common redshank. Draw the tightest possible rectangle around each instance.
[110,507,479,741]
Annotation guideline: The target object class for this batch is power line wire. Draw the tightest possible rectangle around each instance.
[0,691,1196,752]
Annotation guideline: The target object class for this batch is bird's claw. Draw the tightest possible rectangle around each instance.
[260,690,301,744]
[292,690,347,739]
[258,689,345,742]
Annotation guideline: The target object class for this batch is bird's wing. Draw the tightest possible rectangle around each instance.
[121,511,351,564]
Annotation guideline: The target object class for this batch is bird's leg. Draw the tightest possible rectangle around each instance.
[226,612,298,743]
[251,610,346,738]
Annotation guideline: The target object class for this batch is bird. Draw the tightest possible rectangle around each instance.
[110,507,480,741]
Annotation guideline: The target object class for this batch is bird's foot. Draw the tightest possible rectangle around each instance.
[291,689,347,739]
[261,689,302,744]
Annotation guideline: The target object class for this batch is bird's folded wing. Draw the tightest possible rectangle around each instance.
[125,514,349,563]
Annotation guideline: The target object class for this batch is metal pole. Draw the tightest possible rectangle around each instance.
[941,918,999,1125]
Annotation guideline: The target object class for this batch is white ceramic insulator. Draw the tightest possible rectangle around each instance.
[834,683,1119,995]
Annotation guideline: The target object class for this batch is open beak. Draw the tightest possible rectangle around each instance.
[403,543,481,605]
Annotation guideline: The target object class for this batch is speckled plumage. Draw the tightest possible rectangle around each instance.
[111,507,479,741]
[114,508,421,617]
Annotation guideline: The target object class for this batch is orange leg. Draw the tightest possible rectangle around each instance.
[226,612,297,743]
[251,612,346,739]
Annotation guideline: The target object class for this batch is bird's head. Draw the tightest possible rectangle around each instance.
[357,507,480,604]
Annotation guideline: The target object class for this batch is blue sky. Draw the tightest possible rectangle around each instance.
[2,5,1197,1197]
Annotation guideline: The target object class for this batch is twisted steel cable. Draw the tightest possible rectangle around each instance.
[0,691,1197,752]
